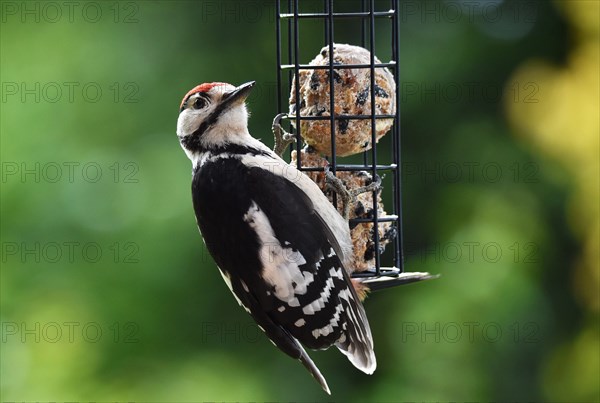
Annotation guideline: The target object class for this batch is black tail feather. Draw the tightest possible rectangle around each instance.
[299,349,331,395]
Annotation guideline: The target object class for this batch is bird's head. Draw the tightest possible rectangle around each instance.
[177,81,255,155]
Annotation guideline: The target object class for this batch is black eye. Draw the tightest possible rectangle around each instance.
[193,97,206,110]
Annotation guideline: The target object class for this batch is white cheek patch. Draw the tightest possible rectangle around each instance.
[177,107,213,137]
[198,105,251,149]
[243,201,315,303]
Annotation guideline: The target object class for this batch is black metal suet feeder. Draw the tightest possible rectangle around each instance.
[274,0,436,290]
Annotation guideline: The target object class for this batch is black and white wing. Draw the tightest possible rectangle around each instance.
[192,155,375,393]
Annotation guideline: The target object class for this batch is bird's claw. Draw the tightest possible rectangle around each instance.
[324,165,382,220]
[272,113,296,156]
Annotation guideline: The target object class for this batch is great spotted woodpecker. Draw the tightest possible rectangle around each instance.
[176,81,375,394]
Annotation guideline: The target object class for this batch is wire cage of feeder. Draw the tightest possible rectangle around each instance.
[274,0,436,290]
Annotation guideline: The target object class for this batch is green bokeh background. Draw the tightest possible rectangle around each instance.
[1,0,598,401]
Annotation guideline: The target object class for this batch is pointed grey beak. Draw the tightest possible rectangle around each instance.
[222,81,255,107]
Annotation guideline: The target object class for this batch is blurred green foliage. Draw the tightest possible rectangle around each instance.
[1,0,598,401]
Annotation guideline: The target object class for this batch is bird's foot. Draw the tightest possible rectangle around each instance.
[272,113,296,157]
[324,165,382,220]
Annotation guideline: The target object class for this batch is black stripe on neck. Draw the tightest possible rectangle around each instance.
[181,137,273,158]
[205,143,273,157]
[180,134,203,152]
